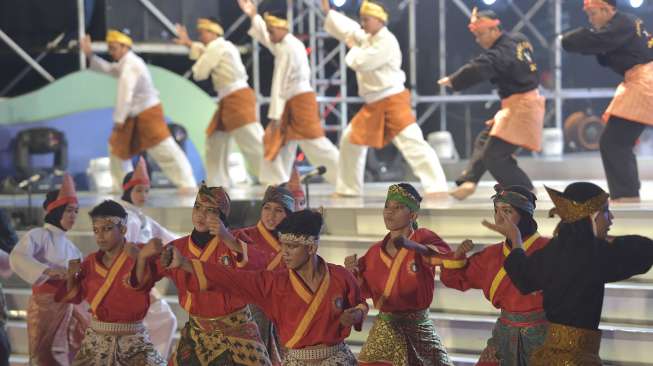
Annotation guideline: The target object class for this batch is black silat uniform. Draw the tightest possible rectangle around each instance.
[449,33,540,191]
[563,11,653,199]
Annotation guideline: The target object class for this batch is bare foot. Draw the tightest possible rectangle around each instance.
[450,182,477,200]
[610,196,641,204]
[424,191,450,200]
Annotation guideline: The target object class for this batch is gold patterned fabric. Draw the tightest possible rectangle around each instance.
[171,307,272,366]
[530,323,602,366]
[283,343,357,366]
[72,325,166,366]
[358,309,453,366]
[545,186,609,223]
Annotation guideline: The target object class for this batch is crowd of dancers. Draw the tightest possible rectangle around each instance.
[2,0,653,365]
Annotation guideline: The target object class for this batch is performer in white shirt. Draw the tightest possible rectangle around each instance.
[174,18,265,187]
[322,0,448,197]
[120,157,178,359]
[80,30,197,192]
[9,175,90,365]
[237,0,340,186]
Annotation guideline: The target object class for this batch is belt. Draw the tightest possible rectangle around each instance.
[90,319,145,335]
[287,342,345,361]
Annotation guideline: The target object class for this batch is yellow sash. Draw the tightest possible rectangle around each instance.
[90,250,129,313]
[184,237,220,312]
[257,221,283,270]
[489,233,541,303]
[374,232,416,310]
[285,263,331,349]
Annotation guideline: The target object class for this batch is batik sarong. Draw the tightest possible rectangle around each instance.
[358,309,453,366]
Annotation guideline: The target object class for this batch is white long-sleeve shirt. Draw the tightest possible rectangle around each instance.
[248,14,313,120]
[89,51,161,124]
[122,201,178,245]
[189,38,250,98]
[9,224,83,286]
[324,10,406,104]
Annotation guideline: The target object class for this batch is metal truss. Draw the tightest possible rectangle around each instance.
[56,0,619,145]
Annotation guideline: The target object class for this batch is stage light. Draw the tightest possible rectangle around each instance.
[482,0,497,5]
[630,0,643,8]
[332,0,347,7]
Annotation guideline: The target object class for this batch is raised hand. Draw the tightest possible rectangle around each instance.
[454,239,474,259]
[174,24,192,47]
[321,0,331,13]
[437,77,452,88]
[391,235,406,249]
[344,254,359,275]
[339,307,363,326]
[237,0,257,18]
[139,238,164,260]
[80,34,93,57]
[206,214,229,239]
[482,210,522,248]
[44,267,67,280]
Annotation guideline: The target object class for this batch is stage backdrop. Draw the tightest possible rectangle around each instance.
[0,64,219,187]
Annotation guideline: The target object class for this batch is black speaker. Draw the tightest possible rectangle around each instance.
[13,127,68,181]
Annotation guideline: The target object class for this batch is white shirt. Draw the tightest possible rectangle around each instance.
[325,10,406,103]
[249,14,313,120]
[89,51,161,124]
[122,201,178,245]
[9,224,83,286]
[189,38,250,98]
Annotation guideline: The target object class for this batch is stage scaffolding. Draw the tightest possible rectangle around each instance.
[2,0,618,147]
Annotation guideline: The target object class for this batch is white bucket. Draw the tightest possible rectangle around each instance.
[428,131,458,161]
[542,128,564,157]
[86,157,113,192]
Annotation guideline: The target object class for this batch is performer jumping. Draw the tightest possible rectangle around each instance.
[439,8,544,201]
[322,0,448,198]
[174,18,264,187]
[494,182,653,364]
[56,200,166,365]
[562,0,653,202]
[237,0,340,187]
[440,185,549,364]
[165,209,365,365]
[346,183,454,365]
[81,31,196,192]
[9,175,89,365]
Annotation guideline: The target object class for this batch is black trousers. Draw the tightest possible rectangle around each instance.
[456,127,534,190]
[600,116,646,199]
[0,325,9,366]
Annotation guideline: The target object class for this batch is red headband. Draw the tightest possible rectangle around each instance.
[123,178,150,191]
[46,197,78,214]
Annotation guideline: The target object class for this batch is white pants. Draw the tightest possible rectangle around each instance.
[205,123,264,187]
[143,290,177,360]
[335,123,448,196]
[259,137,340,186]
[110,136,197,192]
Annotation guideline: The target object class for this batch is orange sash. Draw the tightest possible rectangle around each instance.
[89,250,129,313]
[256,221,283,270]
[109,104,171,160]
[349,89,415,149]
[206,87,258,135]
[488,89,545,152]
[285,264,331,348]
[603,61,653,126]
[264,92,324,161]
[183,237,220,312]
[488,233,541,304]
